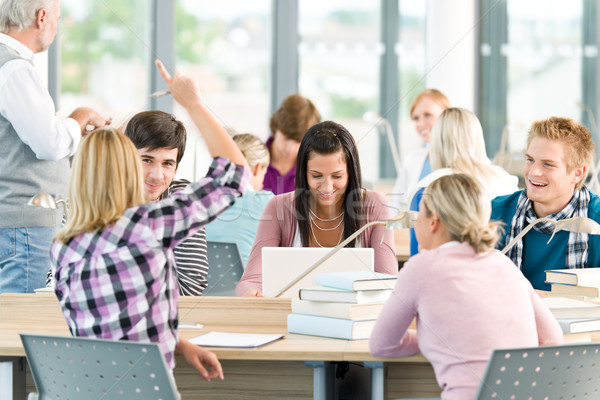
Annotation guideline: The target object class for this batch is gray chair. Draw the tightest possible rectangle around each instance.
[399,342,600,400]
[204,240,244,296]
[474,342,600,399]
[20,333,179,400]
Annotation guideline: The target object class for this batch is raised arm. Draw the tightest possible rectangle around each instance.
[155,59,248,168]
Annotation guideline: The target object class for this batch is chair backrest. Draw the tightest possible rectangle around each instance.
[204,240,244,296]
[474,342,600,399]
[20,334,178,400]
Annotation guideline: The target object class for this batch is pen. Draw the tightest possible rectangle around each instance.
[179,323,204,329]
[150,90,171,98]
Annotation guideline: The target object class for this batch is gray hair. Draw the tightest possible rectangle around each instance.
[0,0,56,32]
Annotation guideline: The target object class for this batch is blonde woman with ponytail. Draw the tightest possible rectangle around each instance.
[407,107,518,255]
[370,174,562,400]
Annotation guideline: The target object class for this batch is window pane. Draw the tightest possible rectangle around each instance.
[298,1,381,183]
[59,0,149,124]
[175,0,271,178]
[397,1,427,169]
[506,1,583,149]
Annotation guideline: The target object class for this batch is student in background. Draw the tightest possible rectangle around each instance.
[236,121,397,297]
[124,110,209,296]
[408,108,518,255]
[388,89,450,211]
[206,133,275,265]
[370,174,563,400]
[492,116,600,290]
[263,94,321,195]
[51,60,250,383]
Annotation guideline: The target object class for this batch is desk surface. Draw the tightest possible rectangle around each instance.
[0,294,436,400]
[0,293,425,364]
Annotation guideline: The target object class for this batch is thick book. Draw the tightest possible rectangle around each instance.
[551,283,600,298]
[541,297,600,319]
[545,269,600,286]
[287,313,376,340]
[557,317,600,334]
[562,332,593,343]
[298,285,392,304]
[314,271,397,291]
[291,298,385,320]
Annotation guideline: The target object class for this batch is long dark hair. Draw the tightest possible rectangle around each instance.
[295,121,363,247]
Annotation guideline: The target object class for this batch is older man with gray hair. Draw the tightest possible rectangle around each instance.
[0,0,108,293]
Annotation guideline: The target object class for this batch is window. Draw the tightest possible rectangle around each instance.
[479,0,596,166]
[58,0,149,125]
[175,0,271,178]
[397,1,427,175]
[298,1,381,184]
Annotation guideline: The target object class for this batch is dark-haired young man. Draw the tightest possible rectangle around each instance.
[125,110,209,295]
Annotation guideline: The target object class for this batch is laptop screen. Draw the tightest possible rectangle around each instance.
[261,247,374,298]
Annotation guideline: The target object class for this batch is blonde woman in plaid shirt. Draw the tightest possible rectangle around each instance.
[50,60,249,385]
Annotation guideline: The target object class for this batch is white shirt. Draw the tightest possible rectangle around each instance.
[0,33,80,160]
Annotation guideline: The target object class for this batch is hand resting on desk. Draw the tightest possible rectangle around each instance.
[176,338,224,381]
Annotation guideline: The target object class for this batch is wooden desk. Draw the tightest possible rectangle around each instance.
[0,294,438,400]
[395,228,410,262]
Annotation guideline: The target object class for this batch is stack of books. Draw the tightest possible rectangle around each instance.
[541,296,600,342]
[286,270,397,340]
[546,269,600,298]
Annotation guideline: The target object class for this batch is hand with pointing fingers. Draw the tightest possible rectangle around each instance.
[154,59,249,168]
[155,59,203,110]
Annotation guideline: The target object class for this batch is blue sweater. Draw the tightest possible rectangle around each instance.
[205,189,274,266]
[491,189,600,290]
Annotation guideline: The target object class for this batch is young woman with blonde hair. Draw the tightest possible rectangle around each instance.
[389,89,451,210]
[408,107,518,254]
[206,133,275,265]
[51,60,250,386]
[370,173,562,400]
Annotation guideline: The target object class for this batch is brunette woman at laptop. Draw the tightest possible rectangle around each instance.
[236,121,397,297]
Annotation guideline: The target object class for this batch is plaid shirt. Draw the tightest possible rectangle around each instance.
[51,157,248,368]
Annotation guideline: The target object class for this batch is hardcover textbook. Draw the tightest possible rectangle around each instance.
[298,286,392,304]
[291,298,385,320]
[314,270,397,291]
[287,313,376,340]
[545,269,600,286]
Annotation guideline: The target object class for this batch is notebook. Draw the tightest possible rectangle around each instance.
[261,247,374,298]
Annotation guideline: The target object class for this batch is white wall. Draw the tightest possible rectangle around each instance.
[425,0,477,111]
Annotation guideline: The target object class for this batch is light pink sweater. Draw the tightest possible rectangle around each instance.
[235,190,398,296]
[369,242,563,400]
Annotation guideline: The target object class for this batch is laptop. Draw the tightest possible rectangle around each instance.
[261,247,374,298]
